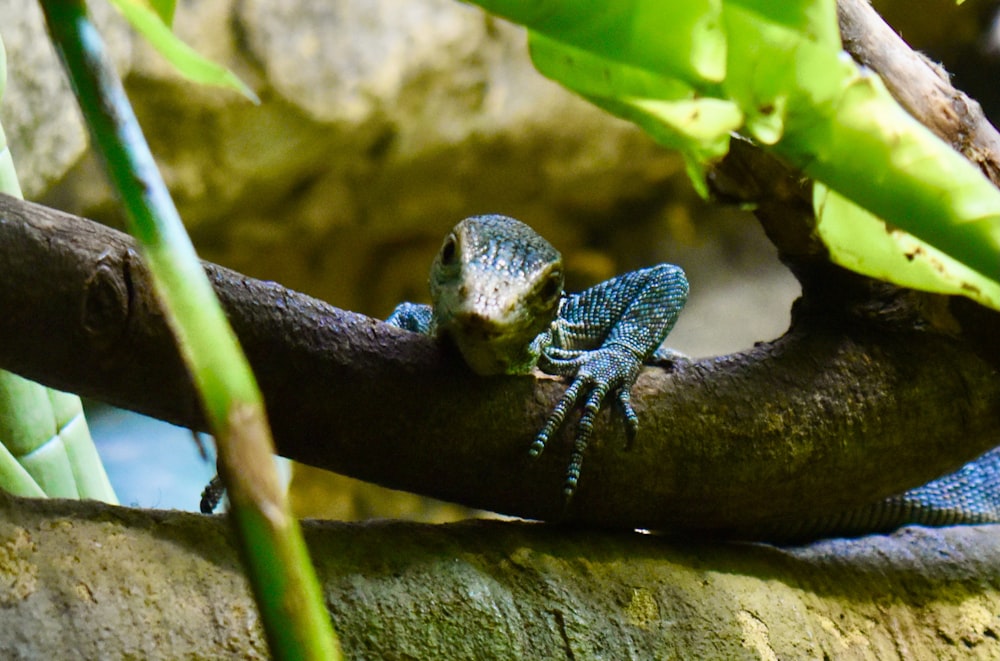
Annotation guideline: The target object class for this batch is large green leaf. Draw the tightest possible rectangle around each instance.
[475,0,728,84]
[816,184,1000,310]
[528,32,741,171]
[470,0,1000,308]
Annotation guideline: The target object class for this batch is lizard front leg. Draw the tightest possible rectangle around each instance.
[531,263,688,500]
[386,302,434,334]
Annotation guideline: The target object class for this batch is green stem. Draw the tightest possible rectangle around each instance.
[37,2,340,658]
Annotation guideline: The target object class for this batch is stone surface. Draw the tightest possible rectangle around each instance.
[0,0,132,199]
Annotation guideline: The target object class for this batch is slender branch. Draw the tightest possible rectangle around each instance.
[838,0,1000,188]
[0,193,997,538]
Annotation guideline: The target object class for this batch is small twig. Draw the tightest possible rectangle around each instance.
[838,0,1000,186]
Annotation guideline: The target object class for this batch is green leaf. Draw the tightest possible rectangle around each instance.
[727,0,840,49]
[108,0,258,102]
[475,0,728,84]
[50,390,117,502]
[720,4,853,146]
[148,0,176,26]
[0,444,45,498]
[528,32,740,165]
[0,371,77,498]
[783,66,1000,285]
[816,184,1000,311]
[469,0,1000,290]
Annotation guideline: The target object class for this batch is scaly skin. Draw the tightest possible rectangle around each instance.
[388,214,688,500]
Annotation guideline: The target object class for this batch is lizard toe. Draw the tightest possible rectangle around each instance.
[617,389,640,448]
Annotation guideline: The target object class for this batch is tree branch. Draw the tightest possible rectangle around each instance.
[0,0,999,540]
[838,0,1000,188]
[3,493,1000,658]
[0,193,998,539]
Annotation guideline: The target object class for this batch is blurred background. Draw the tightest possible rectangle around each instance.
[1,0,996,518]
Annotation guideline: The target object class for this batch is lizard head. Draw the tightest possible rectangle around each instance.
[429,214,564,375]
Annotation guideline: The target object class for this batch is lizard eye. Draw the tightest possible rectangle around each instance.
[439,234,458,266]
[539,269,563,302]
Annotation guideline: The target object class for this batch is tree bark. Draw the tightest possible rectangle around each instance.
[2,493,1000,659]
[0,193,998,539]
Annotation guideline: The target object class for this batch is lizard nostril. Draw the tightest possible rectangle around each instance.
[440,234,457,265]
[540,269,562,302]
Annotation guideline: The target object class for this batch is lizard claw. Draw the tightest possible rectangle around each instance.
[562,383,609,501]
[616,389,640,449]
[532,345,642,501]
[529,376,585,458]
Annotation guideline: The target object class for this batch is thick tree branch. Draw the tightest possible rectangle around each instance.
[2,493,1000,659]
[0,0,998,540]
[0,193,998,539]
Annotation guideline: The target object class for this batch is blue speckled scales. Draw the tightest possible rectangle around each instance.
[531,263,688,497]
[769,447,1000,540]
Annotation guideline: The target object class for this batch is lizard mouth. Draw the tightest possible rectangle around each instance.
[441,311,544,375]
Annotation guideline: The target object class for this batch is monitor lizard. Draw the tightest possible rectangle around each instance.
[388,214,688,501]
[387,214,1000,537]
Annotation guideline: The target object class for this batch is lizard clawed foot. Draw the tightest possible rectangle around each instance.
[562,384,609,501]
[531,346,643,501]
[528,376,585,459]
[200,475,225,514]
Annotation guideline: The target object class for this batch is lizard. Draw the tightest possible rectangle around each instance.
[201,212,687,513]
[387,214,1000,537]
[387,213,688,501]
